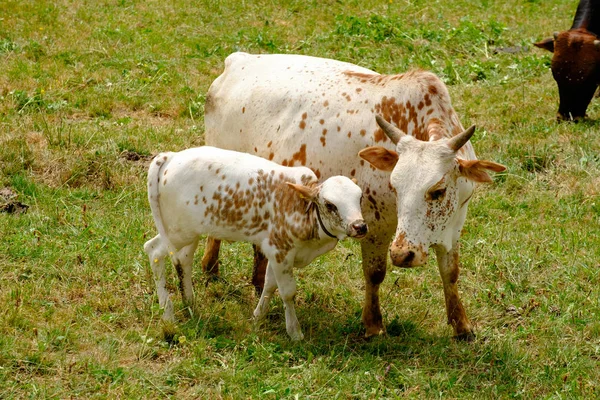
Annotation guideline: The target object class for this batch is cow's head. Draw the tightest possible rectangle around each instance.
[358,116,505,268]
[288,176,368,240]
[535,28,600,121]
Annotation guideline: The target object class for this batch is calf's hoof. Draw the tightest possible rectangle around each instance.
[288,330,304,341]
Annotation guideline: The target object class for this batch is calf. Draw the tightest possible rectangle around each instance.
[535,0,600,120]
[143,146,367,340]
[204,52,505,339]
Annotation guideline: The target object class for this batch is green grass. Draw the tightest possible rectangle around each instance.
[2,0,600,398]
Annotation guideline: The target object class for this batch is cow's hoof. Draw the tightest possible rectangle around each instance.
[288,331,304,341]
[364,327,386,339]
[454,331,476,342]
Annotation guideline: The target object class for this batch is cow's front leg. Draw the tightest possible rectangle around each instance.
[361,237,388,337]
[435,244,475,341]
[174,240,200,314]
[201,236,221,278]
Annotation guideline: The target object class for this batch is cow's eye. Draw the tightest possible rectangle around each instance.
[429,188,446,201]
[325,202,338,213]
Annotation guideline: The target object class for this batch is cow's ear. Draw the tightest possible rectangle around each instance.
[358,147,398,172]
[287,182,319,201]
[534,37,555,52]
[458,159,506,183]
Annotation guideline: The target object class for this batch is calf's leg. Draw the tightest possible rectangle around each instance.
[173,240,199,312]
[144,235,174,321]
[435,244,474,341]
[271,262,303,341]
[253,262,277,321]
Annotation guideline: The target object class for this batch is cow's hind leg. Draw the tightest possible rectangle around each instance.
[435,244,475,341]
[201,236,221,279]
[360,234,388,337]
[144,235,174,322]
[251,245,268,295]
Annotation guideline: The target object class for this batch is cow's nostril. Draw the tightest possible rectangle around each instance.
[404,250,415,264]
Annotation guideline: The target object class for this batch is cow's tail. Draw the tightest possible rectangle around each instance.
[147,152,180,265]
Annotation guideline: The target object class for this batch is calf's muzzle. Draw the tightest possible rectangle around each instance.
[348,219,368,238]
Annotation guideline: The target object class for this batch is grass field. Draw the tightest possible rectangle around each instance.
[2,0,600,398]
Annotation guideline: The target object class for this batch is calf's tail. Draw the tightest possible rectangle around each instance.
[147,152,180,264]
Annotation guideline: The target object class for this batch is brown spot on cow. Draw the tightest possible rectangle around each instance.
[319,119,325,125]
[356,88,363,93]
[269,153,275,160]
[350,169,356,177]
[323,100,329,107]
[320,137,326,146]
[360,129,366,136]
[347,131,352,138]
[299,120,306,130]
[242,106,246,113]
[267,141,273,148]
[322,129,327,136]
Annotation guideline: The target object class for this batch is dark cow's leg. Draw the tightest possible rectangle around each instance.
[360,236,388,337]
[435,244,475,341]
[251,245,267,296]
[201,236,221,278]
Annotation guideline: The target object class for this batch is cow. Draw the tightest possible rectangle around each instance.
[143,146,367,340]
[203,52,506,340]
[535,0,600,120]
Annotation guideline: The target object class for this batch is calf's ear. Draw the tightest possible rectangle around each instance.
[358,147,398,172]
[534,37,555,52]
[458,159,506,183]
[287,182,319,202]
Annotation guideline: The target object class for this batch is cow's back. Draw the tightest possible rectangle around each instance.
[205,52,469,230]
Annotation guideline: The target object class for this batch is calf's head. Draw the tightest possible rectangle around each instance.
[359,116,505,268]
[535,29,600,121]
[288,176,367,240]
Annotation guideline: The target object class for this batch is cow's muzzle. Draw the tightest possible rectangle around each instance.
[389,240,428,268]
[347,219,368,239]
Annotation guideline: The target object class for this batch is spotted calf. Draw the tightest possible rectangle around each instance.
[143,146,367,340]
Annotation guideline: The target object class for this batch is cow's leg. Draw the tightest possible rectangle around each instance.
[173,239,200,312]
[251,244,267,295]
[360,228,390,337]
[253,262,277,321]
[201,236,221,278]
[144,235,174,321]
[435,244,475,341]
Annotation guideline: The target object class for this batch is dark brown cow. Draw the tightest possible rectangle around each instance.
[535,0,600,120]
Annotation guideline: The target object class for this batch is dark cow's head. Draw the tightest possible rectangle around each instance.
[535,0,600,121]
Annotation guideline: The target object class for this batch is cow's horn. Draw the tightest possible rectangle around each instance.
[375,115,405,144]
[553,31,559,40]
[447,125,476,152]
[595,40,600,48]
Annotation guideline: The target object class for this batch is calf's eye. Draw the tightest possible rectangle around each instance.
[429,188,446,201]
[325,202,338,213]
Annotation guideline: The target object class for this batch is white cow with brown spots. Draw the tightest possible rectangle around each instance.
[203,52,505,340]
[144,146,367,340]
